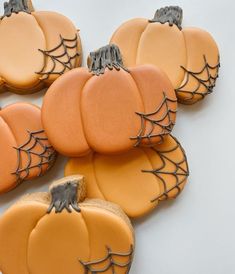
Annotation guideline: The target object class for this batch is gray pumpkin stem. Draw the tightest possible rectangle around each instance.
[3,0,31,18]
[47,181,81,214]
[88,44,129,76]
[149,6,183,30]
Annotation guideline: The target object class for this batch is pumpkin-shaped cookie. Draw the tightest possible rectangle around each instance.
[0,176,134,274]
[0,0,82,94]
[42,44,177,156]
[111,6,220,104]
[0,102,56,194]
[65,135,189,218]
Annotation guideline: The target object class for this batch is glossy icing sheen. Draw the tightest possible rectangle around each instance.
[42,45,177,157]
[0,1,81,94]
[111,6,220,104]
[0,176,134,274]
[0,103,56,194]
[65,135,189,218]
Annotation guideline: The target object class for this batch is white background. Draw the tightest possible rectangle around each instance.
[0,0,233,273]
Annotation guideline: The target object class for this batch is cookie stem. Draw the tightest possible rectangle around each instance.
[88,44,129,76]
[47,176,85,214]
[149,6,183,30]
[2,0,33,18]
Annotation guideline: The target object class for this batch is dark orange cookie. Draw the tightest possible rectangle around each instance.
[0,102,56,194]
[0,0,82,94]
[65,135,189,218]
[111,6,220,104]
[0,176,134,274]
[42,44,177,156]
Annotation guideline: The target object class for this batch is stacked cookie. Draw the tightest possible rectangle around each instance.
[0,2,219,274]
[0,0,81,193]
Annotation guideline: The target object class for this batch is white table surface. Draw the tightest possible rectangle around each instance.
[0,0,233,273]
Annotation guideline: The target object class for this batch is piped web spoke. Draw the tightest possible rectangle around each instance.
[12,130,57,184]
[130,92,177,147]
[37,34,80,80]
[79,246,133,274]
[176,55,220,101]
[142,136,189,203]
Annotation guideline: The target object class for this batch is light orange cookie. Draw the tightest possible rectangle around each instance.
[111,6,220,104]
[0,102,56,194]
[42,44,177,157]
[65,135,189,218]
[0,176,134,274]
[0,0,82,94]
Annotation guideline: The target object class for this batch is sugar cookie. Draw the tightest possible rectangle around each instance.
[65,135,189,218]
[111,6,220,104]
[42,44,177,156]
[0,102,56,194]
[0,176,134,274]
[0,0,82,94]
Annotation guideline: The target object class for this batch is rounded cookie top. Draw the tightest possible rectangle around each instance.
[0,176,135,274]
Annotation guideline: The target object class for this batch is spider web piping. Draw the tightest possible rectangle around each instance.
[36,34,80,80]
[130,92,177,147]
[12,130,57,184]
[79,245,133,274]
[142,135,189,203]
[176,55,220,102]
